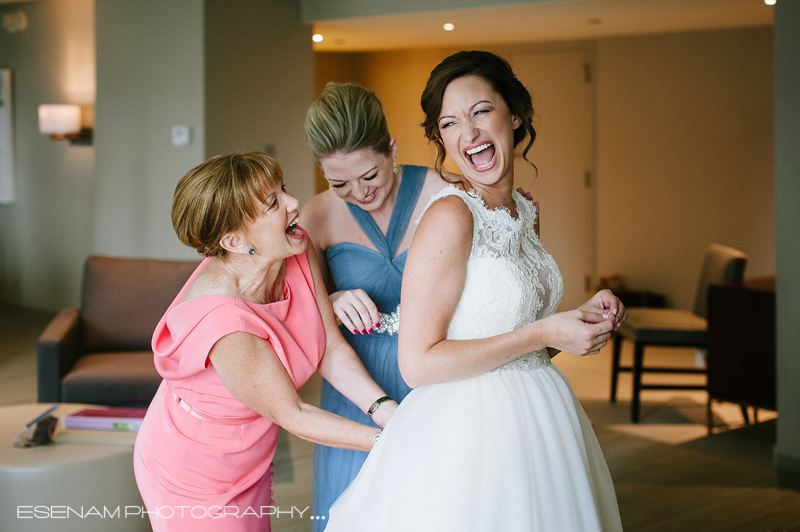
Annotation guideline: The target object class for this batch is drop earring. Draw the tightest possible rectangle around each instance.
[392,162,399,174]
[248,247,255,256]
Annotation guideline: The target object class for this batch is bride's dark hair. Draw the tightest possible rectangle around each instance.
[420,50,537,178]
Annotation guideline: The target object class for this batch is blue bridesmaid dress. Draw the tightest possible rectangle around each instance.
[311,165,427,529]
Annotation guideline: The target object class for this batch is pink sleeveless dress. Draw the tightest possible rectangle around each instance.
[134,249,325,532]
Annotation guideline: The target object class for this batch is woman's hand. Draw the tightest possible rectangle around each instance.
[578,289,628,331]
[536,309,615,357]
[330,289,381,335]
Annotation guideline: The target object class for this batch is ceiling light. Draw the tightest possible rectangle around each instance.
[443,23,455,31]
[312,34,324,43]
[764,0,776,5]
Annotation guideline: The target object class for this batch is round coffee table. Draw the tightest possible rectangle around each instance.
[0,403,150,532]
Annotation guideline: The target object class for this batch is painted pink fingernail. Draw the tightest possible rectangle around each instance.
[353,329,359,334]
[362,329,367,335]
[369,328,374,334]
[602,313,609,319]
[375,322,381,328]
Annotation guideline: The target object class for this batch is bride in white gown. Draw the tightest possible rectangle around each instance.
[325,51,626,532]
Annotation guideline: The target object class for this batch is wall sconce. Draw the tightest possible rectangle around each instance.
[38,104,92,145]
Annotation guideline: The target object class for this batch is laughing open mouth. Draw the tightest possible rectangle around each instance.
[465,143,496,170]
[286,218,302,236]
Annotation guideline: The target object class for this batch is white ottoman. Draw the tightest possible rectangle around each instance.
[0,403,151,532]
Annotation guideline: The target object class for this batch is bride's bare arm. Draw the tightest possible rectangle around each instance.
[398,196,615,388]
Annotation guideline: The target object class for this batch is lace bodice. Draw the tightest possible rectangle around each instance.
[419,187,563,371]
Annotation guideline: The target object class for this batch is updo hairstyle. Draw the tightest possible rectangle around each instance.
[305,82,392,163]
[171,152,283,257]
[420,50,537,177]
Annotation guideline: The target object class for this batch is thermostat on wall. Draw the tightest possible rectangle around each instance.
[171,125,191,147]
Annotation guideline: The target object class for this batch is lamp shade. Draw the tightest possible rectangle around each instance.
[38,104,81,135]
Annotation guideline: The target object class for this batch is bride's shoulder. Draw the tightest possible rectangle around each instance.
[423,181,472,207]
[412,194,474,260]
[416,191,474,237]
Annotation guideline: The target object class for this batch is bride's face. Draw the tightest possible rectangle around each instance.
[437,75,522,188]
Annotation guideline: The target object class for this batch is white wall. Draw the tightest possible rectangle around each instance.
[0,0,314,311]
[94,0,314,263]
[94,0,206,261]
[0,0,95,309]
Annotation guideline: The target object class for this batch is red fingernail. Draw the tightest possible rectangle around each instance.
[362,329,367,335]
[353,329,359,334]
[368,328,374,334]
[375,322,381,328]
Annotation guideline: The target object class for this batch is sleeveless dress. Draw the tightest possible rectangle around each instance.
[324,187,623,532]
[133,248,325,532]
[312,165,427,529]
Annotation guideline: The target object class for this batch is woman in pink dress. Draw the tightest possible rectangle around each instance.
[133,152,398,532]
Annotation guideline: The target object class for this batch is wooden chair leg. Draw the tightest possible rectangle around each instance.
[707,397,714,435]
[631,342,645,423]
[610,333,623,403]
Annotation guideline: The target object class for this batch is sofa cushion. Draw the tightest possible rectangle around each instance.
[81,256,199,352]
[61,351,163,407]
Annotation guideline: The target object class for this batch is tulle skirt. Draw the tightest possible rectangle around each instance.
[325,362,622,532]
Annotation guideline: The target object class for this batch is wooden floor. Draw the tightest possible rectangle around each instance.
[2,302,799,532]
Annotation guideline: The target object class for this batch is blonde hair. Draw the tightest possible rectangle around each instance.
[171,152,283,257]
[305,82,391,162]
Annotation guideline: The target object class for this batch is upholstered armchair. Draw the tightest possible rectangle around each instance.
[37,255,199,407]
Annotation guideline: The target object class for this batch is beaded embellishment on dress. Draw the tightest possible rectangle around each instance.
[375,305,400,336]
[491,349,551,373]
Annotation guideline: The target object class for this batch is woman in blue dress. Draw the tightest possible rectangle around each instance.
[298,83,449,528]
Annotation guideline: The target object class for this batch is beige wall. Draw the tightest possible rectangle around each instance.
[596,28,774,310]
[315,27,775,310]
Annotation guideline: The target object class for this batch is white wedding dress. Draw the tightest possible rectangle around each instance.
[325,187,623,532]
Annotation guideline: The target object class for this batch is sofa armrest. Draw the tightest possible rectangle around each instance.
[37,307,81,403]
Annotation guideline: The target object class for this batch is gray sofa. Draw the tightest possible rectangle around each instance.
[37,255,200,407]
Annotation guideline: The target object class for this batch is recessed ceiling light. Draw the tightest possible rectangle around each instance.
[764,0,776,5]
[312,34,324,43]
[443,23,455,31]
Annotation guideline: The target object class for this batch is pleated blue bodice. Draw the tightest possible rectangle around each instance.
[325,165,427,314]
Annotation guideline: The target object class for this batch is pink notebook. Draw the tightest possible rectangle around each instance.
[61,408,147,431]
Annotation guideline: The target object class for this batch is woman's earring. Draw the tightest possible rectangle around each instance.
[393,163,399,174]
[248,247,255,256]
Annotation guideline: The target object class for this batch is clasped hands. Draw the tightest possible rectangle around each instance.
[541,289,628,357]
